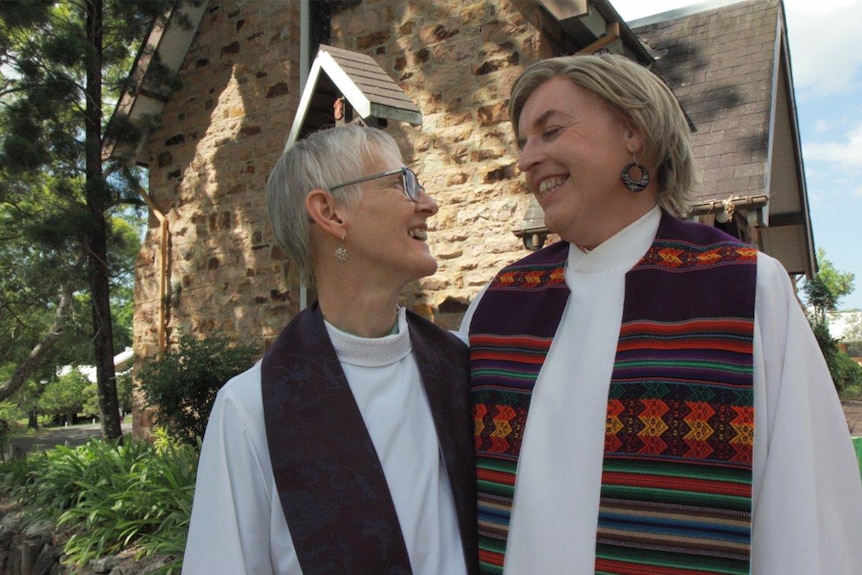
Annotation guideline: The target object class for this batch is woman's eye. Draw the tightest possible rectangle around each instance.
[542,127,561,140]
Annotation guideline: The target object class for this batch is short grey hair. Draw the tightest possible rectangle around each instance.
[509,53,696,216]
[266,125,402,282]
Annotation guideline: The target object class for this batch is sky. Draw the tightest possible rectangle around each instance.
[611,0,862,310]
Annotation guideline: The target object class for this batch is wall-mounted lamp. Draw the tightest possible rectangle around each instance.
[715,197,736,223]
[522,232,547,251]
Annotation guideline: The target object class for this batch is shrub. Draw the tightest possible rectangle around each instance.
[38,367,97,423]
[137,333,258,444]
[810,322,862,395]
[832,350,862,398]
[0,430,198,574]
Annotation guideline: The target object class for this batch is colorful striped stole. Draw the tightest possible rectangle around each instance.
[470,241,570,574]
[469,212,757,575]
[597,220,757,575]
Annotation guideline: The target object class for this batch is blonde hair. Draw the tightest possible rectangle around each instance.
[509,53,696,216]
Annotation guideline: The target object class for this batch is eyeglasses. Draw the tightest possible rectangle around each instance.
[328,167,424,202]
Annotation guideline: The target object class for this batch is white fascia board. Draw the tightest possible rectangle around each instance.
[284,56,324,151]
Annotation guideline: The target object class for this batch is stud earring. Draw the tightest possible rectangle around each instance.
[334,235,348,264]
[621,154,650,192]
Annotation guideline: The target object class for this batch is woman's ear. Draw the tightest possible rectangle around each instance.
[306,189,345,237]
[624,122,646,158]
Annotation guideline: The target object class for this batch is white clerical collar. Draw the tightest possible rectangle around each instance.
[567,206,661,274]
[324,306,412,367]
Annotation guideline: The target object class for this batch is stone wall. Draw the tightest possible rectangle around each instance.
[132,0,554,435]
[0,501,170,575]
[327,0,542,326]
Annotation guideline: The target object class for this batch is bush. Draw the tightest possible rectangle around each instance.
[833,351,862,398]
[0,430,198,574]
[846,340,862,358]
[0,401,26,423]
[38,367,98,423]
[810,322,862,394]
[137,333,258,444]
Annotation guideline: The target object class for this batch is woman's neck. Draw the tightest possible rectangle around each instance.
[316,281,401,338]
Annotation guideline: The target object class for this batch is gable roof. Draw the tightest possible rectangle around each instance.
[103,0,209,166]
[285,44,422,149]
[632,0,815,277]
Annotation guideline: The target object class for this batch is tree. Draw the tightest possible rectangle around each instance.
[0,1,193,439]
[0,200,141,407]
[804,248,855,324]
[38,367,98,425]
[804,248,861,393]
[0,183,86,403]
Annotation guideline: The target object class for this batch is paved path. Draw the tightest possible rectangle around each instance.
[6,422,132,458]
[844,399,862,436]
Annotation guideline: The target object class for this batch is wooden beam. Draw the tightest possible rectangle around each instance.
[577,21,620,54]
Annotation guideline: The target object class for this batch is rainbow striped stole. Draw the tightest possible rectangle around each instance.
[469,213,758,575]
[470,241,571,574]
[596,219,757,575]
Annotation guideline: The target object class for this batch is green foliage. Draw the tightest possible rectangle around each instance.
[804,248,856,323]
[0,0,194,438]
[0,430,198,573]
[38,368,97,419]
[0,401,25,423]
[0,419,9,458]
[138,334,258,444]
[833,352,862,398]
[804,249,860,393]
[0,365,28,423]
[117,370,135,414]
[811,322,862,395]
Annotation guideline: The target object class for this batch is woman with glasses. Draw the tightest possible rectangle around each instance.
[183,125,478,575]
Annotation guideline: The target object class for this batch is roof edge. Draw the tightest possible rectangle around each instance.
[628,0,751,27]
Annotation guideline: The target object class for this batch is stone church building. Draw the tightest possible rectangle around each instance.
[109,0,813,436]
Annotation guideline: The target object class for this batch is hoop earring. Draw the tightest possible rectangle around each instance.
[621,155,650,192]
[334,235,349,264]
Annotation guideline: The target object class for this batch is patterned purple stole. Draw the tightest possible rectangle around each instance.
[262,302,479,575]
[469,212,757,575]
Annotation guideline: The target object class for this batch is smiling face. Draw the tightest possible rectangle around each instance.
[516,77,657,249]
[341,156,439,290]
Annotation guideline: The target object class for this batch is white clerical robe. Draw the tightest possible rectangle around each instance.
[459,206,862,575]
[183,307,466,575]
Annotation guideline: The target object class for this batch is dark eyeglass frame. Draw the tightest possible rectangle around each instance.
[328,167,423,202]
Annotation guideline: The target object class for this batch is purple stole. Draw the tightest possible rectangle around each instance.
[470,212,757,575]
[262,302,479,575]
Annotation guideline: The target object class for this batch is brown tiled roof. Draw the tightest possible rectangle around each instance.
[633,0,780,206]
[320,44,421,118]
[286,44,422,146]
[632,0,814,277]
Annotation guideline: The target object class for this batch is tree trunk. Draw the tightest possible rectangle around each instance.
[0,288,73,402]
[86,0,122,441]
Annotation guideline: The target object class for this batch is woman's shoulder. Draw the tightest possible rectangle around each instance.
[215,360,264,412]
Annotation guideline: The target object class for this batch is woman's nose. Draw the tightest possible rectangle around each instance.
[517,139,544,173]
[416,187,438,216]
